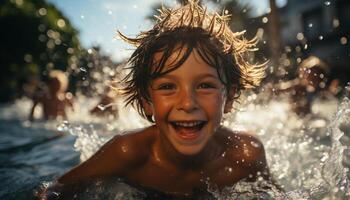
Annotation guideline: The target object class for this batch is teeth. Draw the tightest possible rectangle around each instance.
[173,121,202,127]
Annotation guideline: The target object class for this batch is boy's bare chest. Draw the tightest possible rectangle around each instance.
[127,160,203,194]
[125,155,247,195]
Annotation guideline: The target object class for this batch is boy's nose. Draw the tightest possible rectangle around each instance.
[176,88,198,113]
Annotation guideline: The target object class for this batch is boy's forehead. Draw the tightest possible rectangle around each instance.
[151,45,208,71]
[152,45,186,66]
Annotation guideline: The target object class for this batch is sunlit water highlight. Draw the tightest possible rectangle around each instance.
[0,88,349,199]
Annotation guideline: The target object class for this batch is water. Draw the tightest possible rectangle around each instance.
[0,90,349,199]
[0,119,79,199]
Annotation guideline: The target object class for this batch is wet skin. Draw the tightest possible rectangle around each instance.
[49,127,267,198]
[43,49,269,199]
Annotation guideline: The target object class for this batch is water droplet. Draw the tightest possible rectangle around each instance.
[57,19,66,28]
[38,8,47,16]
[250,141,260,148]
[340,37,348,45]
[57,121,69,132]
[320,155,328,162]
[324,1,331,6]
[262,17,268,23]
[319,35,324,40]
[97,104,106,111]
[80,67,87,72]
[296,32,304,40]
[225,167,232,172]
[333,18,340,28]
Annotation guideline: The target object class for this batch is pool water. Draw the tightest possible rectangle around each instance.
[0,119,79,200]
[0,92,349,199]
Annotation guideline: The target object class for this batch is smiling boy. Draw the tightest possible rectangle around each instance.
[42,1,269,199]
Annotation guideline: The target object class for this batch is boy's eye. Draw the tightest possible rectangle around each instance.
[198,82,216,89]
[157,83,176,90]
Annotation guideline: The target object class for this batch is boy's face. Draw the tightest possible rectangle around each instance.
[146,48,231,156]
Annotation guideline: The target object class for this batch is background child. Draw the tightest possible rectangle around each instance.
[89,85,119,119]
[29,70,74,121]
[42,2,271,199]
[271,56,338,116]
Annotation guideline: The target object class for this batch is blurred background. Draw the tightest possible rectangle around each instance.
[0,0,349,199]
[0,0,349,102]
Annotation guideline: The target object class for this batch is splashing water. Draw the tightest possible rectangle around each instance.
[59,90,349,199]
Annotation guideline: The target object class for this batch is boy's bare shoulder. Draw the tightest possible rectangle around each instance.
[220,127,266,169]
[107,126,157,163]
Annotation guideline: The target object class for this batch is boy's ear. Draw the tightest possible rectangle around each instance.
[142,98,153,116]
[224,86,236,113]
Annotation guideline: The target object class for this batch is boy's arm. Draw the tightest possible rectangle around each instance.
[41,134,144,199]
[236,134,269,179]
[237,134,284,191]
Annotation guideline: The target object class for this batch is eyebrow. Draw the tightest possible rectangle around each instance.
[156,73,220,80]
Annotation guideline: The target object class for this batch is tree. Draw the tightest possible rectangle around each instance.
[0,0,81,102]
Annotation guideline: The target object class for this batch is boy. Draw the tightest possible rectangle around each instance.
[29,70,74,121]
[42,1,270,199]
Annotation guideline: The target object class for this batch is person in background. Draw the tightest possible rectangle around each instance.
[90,80,119,119]
[272,56,338,116]
[29,70,74,121]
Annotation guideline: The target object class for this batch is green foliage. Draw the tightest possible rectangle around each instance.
[0,0,81,102]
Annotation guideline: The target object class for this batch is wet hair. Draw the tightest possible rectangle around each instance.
[118,1,266,122]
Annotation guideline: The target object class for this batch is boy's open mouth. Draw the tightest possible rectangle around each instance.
[169,120,206,139]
